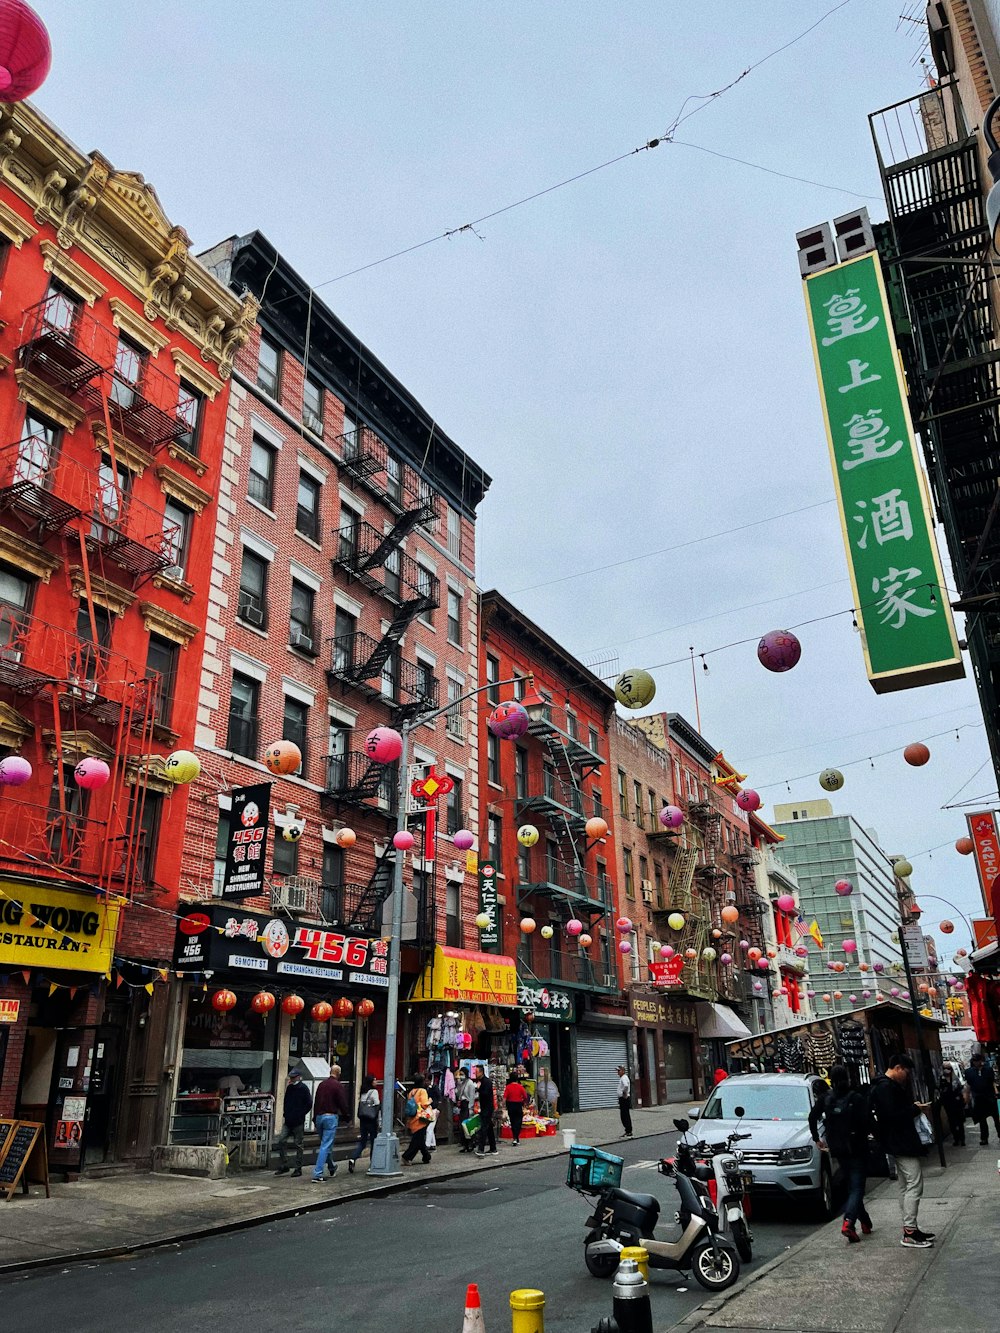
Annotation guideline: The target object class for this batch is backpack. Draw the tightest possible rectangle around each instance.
[823,1089,862,1158]
[404,1094,418,1118]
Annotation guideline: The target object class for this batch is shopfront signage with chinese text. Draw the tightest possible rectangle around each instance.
[804,253,963,692]
[477,859,500,953]
[648,956,685,990]
[630,988,697,1029]
[411,945,517,1005]
[517,984,574,1022]
[220,783,272,900]
[0,883,120,974]
[966,810,1000,916]
[972,917,998,950]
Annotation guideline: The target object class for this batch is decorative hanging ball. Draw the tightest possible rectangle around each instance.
[164,749,200,784]
[903,742,930,767]
[211,988,237,1012]
[517,824,540,847]
[848,994,858,1004]
[753,981,764,993]
[0,2,50,103]
[775,893,796,914]
[807,989,816,998]
[954,981,965,992]
[282,821,305,842]
[721,905,740,925]
[336,827,356,848]
[833,990,843,1000]
[757,957,771,971]
[487,701,530,740]
[873,962,885,973]
[956,948,968,957]
[659,944,674,959]
[955,836,974,856]
[702,947,717,962]
[918,982,930,993]
[393,830,415,852]
[757,629,802,673]
[794,945,809,958]
[282,994,305,1017]
[720,952,733,965]
[686,948,698,959]
[357,998,375,1018]
[519,917,536,934]
[250,990,276,1015]
[843,939,857,953]
[822,994,832,1003]
[834,879,853,896]
[585,816,609,841]
[832,961,846,973]
[474,912,491,930]
[772,989,784,1000]
[74,757,110,790]
[540,925,554,940]
[819,768,845,792]
[739,939,751,951]
[658,805,685,830]
[862,989,872,999]
[619,939,632,955]
[332,998,354,1019]
[263,739,302,775]
[747,947,762,962]
[766,948,777,959]
[565,919,583,937]
[893,859,913,879]
[614,668,656,709]
[365,726,403,764]
[827,961,837,971]
[0,754,31,785]
[579,933,593,947]
[711,928,723,939]
[736,788,761,812]
[889,986,901,997]
[928,985,939,998]
[667,912,685,931]
[453,829,475,851]
[311,1001,334,1023]
[615,916,633,934]
[939,920,955,934]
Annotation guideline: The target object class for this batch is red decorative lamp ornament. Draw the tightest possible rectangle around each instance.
[250,990,276,1015]
[332,997,354,1020]
[311,1001,333,1023]
[356,998,375,1019]
[903,742,930,767]
[955,836,974,856]
[211,988,237,1012]
[0,1,50,102]
[281,993,305,1017]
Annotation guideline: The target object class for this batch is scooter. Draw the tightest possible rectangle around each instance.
[671,1117,754,1263]
[576,1153,741,1290]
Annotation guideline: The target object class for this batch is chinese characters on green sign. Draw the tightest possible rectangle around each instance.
[804,253,963,692]
[478,860,500,953]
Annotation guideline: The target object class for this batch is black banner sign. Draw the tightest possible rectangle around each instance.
[221,783,272,900]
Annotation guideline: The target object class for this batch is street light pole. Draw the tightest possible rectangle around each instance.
[368,673,528,1177]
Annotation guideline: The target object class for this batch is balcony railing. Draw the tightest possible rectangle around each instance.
[324,749,398,812]
[17,296,114,394]
[0,435,88,533]
[334,521,441,613]
[87,484,181,579]
[328,631,439,711]
[335,424,441,526]
[525,703,604,771]
[84,355,190,451]
[517,858,610,910]
[520,949,617,993]
[869,79,968,174]
[0,795,119,884]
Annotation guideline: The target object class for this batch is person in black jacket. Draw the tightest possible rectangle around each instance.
[815,1065,873,1243]
[964,1054,1000,1145]
[274,1069,312,1177]
[473,1065,497,1156]
[871,1053,935,1248]
[937,1066,966,1147]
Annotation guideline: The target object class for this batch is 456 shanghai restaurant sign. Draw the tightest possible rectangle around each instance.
[173,904,389,989]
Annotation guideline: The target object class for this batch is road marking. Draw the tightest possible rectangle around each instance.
[629,1160,660,1171]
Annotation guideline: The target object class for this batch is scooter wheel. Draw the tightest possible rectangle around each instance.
[692,1239,740,1291]
[731,1218,753,1264]
[584,1231,620,1279]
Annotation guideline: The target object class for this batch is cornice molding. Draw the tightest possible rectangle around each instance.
[41,728,115,765]
[138,600,199,646]
[0,198,35,247]
[0,527,60,581]
[38,238,106,305]
[164,439,208,477]
[67,565,137,617]
[154,462,211,514]
[108,296,169,356]
[151,570,195,604]
[91,421,153,476]
[170,346,222,400]
[15,366,86,431]
[0,700,31,747]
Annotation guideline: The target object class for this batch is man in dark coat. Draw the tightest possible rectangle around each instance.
[871,1053,934,1248]
[473,1065,497,1156]
[964,1053,1000,1145]
[274,1069,312,1177]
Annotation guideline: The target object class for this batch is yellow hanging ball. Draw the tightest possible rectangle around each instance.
[667,912,685,931]
[614,669,656,710]
[164,749,201,784]
[517,824,539,847]
[475,912,491,930]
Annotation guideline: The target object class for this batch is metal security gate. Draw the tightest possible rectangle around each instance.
[576,1029,628,1110]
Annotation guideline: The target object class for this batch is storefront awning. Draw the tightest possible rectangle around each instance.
[695,1001,753,1041]
[410,946,518,1006]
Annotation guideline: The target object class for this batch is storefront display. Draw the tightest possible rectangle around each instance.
[629,988,699,1103]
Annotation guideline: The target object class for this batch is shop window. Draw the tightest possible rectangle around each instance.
[145,632,178,727]
[446,880,461,947]
[175,987,277,1113]
[248,435,276,508]
[176,380,204,457]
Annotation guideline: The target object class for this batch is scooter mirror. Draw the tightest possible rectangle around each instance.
[734,1106,745,1118]
[674,1118,689,1132]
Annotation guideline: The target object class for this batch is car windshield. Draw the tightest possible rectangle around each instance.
[702,1084,811,1121]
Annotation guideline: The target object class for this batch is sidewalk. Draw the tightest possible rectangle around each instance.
[670,1140,999,1333]
[0,1102,688,1275]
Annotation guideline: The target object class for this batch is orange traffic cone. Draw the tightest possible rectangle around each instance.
[462,1282,486,1333]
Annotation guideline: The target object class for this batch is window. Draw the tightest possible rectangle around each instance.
[380,645,399,701]
[617,768,628,817]
[133,790,163,885]
[445,881,461,947]
[175,381,204,456]
[249,436,276,509]
[303,377,324,435]
[14,410,60,486]
[327,721,350,789]
[213,811,230,895]
[565,709,578,740]
[543,760,556,799]
[163,499,192,580]
[386,453,402,504]
[338,505,359,562]
[257,336,280,396]
[487,731,500,785]
[415,655,435,703]
[145,633,178,727]
[384,544,401,601]
[447,588,462,646]
[514,747,528,800]
[653,861,665,909]
[295,471,321,541]
[415,475,435,529]
[623,848,635,899]
[75,602,113,688]
[282,695,308,772]
[485,653,500,705]
[93,458,130,534]
[593,788,604,821]
[487,813,502,869]
[513,672,526,701]
[545,839,559,884]
[289,580,316,653]
[517,846,531,883]
[47,763,88,864]
[445,775,464,835]
[322,841,344,887]
[273,829,298,877]
[639,854,649,893]
[228,672,260,756]
[238,549,268,629]
[446,506,461,558]
[446,675,464,739]
[42,281,80,335]
[648,788,657,829]
[589,725,600,756]
[333,606,357,673]
[597,858,611,904]
[0,563,32,651]
[633,780,644,827]
[110,335,145,408]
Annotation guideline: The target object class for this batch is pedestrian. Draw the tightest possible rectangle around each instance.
[503,1071,529,1145]
[348,1073,380,1174]
[816,1065,873,1243]
[273,1068,312,1178]
[617,1065,633,1139]
[457,1068,477,1152]
[473,1065,498,1157]
[937,1066,966,1147]
[538,1066,559,1117]
[401,1073,433,1165]
[807,1078,829,1145]
[713,1067,729,1087]
[311,1062,350,1183]
[964,1053,1000,1145]
[871,1053,935,1248]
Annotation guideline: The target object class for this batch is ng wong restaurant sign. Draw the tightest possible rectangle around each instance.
[173,904,389,989]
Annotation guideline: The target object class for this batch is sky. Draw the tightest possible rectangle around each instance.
[30,1,995,967]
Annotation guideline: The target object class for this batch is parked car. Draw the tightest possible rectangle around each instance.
[685,1072,832,1219]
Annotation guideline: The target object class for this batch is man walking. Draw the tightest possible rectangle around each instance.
[311,1062,350,1182]
[964,1053,1000,1145]
[871,1053,935,1248]
[473,1065,497,1157]
[273,1069,312,1177]
[617,1064,633,1139]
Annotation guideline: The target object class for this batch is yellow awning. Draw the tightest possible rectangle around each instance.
[411,945,518,1006]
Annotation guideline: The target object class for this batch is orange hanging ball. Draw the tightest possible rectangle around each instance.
[332,997,354,1020]
[211,988,237,1012]
[903,742,930,767]
[250,990,276,1014]
[282,993,305,1016]
[955,836,974,856]
[311,1001,333,1023]
[264,739,302,775]
[356,998,375,1018]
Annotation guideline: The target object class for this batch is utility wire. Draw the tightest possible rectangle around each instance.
[671,139,880,200]
[741,704,981,765]
[755,724,983,791]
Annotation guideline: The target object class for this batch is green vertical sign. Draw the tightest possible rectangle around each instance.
[804,253,964,693]
[478,860,500,953]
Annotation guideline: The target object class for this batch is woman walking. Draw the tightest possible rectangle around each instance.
[347,1074,380,1173]
[457,1068,477,1152]
[401,1073,433,1165]
[820,1065,873,1243]
[503,1071,529,1145]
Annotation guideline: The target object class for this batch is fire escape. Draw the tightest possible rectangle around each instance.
[870,80,1000,777]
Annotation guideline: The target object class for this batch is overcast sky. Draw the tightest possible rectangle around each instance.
[33,1,995,964]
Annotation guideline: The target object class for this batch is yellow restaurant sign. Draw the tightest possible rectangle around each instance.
[0,882,121,974]
[411,945,518,1006]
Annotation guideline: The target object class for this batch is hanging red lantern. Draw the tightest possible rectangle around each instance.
[311,1001,334,1023]
[0,2,51,103]
[250,990,276,1015]
[356,998,375,1019]
[211,988,237,1012]
[281,993,305,1016]
[332,997,354,1020]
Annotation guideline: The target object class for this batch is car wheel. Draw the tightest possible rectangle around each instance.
[812,1164,834,1221]
[691,1239,740,1291]
[584,1232,619,1279]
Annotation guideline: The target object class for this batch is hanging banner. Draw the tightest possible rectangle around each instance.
[649,955,685,990]
[220,782,272,900]
[966,810,1000,917]
[477,859,500,953]
[803,253,963,692]
[0,883,120,974]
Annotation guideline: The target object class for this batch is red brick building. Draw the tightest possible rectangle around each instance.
[0,102,249,1167]
[160,233,490,1145]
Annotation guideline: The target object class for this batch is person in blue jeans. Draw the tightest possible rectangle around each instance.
[812,1064,872,1243]
[311,1064,350,1182]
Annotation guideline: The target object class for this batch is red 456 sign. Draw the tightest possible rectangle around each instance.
[293,928,370,967]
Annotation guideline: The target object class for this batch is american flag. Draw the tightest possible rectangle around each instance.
[793,916,811,940]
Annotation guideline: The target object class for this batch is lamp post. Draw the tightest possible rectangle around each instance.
[368,673,528,1177]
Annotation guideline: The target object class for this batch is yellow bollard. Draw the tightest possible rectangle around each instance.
[621,1244,650,1282]
[510,1287,545,1333]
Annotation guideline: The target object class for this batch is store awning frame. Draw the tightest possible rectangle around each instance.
[695,1001,753,1041]
[409,945,518,1006]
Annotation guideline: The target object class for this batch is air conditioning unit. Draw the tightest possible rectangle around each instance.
[272,876,319,913]
[239,597,264,627]
[291,629,314,652]
[640,879,654,903]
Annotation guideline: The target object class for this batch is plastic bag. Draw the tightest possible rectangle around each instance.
[915,1112,934,1146]
[424,1117,436,1150]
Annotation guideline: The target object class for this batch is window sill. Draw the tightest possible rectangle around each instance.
[236,617,269,639]
[488,781,503,791]
[246,495,277,520]
[295,530,322,551]
[447,638,463,650]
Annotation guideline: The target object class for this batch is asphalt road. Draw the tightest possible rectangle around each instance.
[1,1133,815,1332]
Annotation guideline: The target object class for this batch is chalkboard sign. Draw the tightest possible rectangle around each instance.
[0,1120,48,1201]
[0,1119,15,1164]
[836,1019,868,1065]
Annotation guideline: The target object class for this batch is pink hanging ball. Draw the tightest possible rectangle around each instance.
[365,726,403,763]
[618,939,632,955]
[862,989,871,998]
[736,789,761,812]
[615,916,633,934]
[843,939,857,953]
[487,701,529,740]
[753,980,763,992]
[565,919,583,937]
[0,1,51,103]
[74,756,110,790]
[835,879,853,896]
[806,989,816,998]
[739,939,751,951]
[393,830,415,851]
[890,987,900,997]
[660,944,674,958]
[873,962,885,973]
[0,754,31,786]
[756,957,770,971]
[453,829,475,850]
[757,629,802,673]
[720,952,732,965]
[658,805,684,830]
[775,893,796,913]
[849,994,858,1003]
